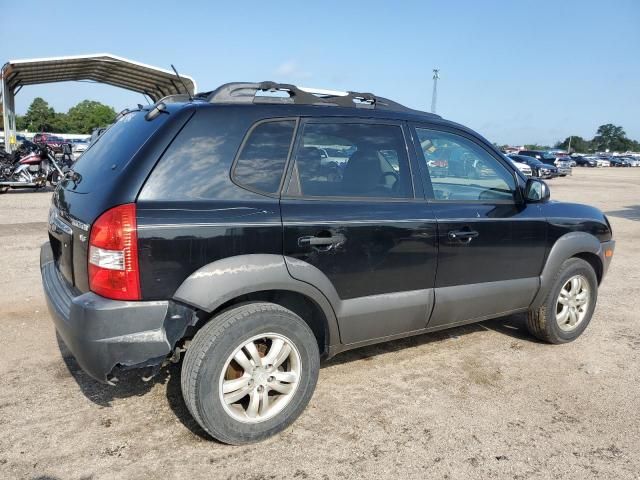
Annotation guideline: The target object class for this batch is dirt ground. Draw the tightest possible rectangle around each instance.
[0,168,639,480]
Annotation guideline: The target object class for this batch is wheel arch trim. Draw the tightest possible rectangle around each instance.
[532,231,606,308]
[173,254,341,348]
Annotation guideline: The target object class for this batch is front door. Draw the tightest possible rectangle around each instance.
[281,118,438,345]
[411,125,547,328]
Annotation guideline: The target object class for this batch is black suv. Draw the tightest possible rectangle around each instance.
[508,154,558,178]
[41,82,615,444]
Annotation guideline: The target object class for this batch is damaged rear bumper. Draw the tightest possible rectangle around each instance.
[40,242,190,384]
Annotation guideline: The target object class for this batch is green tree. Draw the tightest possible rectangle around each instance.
[23,97,55,131]
[50,113,70,133]
[556,136,592,153]
[16,115,28,131]
[65,100,116,134]
[592,124,630,152]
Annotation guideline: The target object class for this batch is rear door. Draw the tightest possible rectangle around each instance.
[411,124,547,328]
[281,118,438,345]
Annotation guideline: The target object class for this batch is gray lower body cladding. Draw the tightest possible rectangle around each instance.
[40,242,190,384]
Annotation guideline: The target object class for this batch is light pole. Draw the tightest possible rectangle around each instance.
[431,68,440,114]
[567,135,572,154]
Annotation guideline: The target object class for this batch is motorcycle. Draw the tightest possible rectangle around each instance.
[0,144,71,193]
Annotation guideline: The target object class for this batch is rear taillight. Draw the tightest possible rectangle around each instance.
[88,203,141,300]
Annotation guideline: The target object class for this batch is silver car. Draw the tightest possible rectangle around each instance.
[554,158,573,176]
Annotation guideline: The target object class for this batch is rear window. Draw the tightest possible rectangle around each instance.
[69,111,166,193]
[232,120,296,194]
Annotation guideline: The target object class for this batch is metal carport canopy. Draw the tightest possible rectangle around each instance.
[1,53,197,152]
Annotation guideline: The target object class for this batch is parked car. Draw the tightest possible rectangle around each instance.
[72,140,90,156]
[508,154,557,178]
[609,157,631,167]
[622,156,640,167]
[518,150,571,176]
[33,133,67,153]
[554,158,573,176]
[573,156,598,167]
[505,155,532,176]
[41,81,615,445]
[518,150,557,164]
[596,158,611,167]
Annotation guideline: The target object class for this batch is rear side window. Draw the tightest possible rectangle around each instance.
[232,120,296,194]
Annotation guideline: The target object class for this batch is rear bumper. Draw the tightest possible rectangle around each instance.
[40,242,173,384]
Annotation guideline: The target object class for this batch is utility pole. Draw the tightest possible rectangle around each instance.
[431,68,440,114]
[567,135,572,154]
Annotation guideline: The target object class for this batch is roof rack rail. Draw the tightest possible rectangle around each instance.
[204,81,436,116]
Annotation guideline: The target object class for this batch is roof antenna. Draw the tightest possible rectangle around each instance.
[171,64,193,101]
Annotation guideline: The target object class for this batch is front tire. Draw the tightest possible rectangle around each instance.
[527,258,598,344]
[181,302,320,444]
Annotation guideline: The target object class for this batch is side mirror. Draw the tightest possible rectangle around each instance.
[524,178,550,203]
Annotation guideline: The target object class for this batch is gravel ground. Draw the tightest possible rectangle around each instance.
[0,168,639,480]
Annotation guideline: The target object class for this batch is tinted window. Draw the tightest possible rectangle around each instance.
[232,120,295,194]
[291,122,412,198]
[70,110,168,193]
[140,110,254,201]
[415,128,515,202]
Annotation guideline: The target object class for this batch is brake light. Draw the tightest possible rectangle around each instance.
[88,203,141,300]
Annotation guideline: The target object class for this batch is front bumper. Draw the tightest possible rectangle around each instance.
[40,242,175,384]
[599,240,615,281]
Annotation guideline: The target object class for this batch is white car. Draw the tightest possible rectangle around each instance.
[622,157,640,167]
[72,140,90,157]
[505,156,532,176]
[596,159,610,167]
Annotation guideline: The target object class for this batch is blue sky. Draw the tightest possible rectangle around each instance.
[1,0,638,145]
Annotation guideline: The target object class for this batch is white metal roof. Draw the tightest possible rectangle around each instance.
[1,53,197,101]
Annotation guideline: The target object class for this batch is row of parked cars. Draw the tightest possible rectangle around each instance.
[572,155,640,168]
[30,133,90,156]
[505,150,573,179]
[9,133,90,156]
[504,149,640,180]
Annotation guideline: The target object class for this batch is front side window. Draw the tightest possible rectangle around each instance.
[415,128,516,202]
[232,120,296,194]
[290,122,412,199]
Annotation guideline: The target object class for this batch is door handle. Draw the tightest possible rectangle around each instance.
[298,233,346,248]
[448,229,479,242]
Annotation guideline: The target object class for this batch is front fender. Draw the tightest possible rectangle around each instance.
[173,254,340,348]
[531,232,613,308]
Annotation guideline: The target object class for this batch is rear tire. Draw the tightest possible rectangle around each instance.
[527,258,598,344]
[181,302,320,444]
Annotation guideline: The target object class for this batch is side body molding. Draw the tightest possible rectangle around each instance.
[173,254,341,348]
[531,231,604,308]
